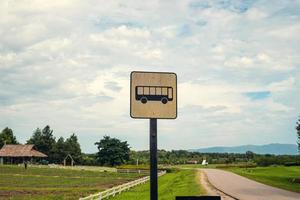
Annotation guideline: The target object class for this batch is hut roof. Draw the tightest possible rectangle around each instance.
[0,144,47,157]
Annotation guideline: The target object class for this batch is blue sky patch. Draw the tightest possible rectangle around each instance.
[177,24,192,37]
[244,91,271,100]
[94,17,142,30]
[2,0,299,152]
[189,1,211,9]
[196,20,207,27]
[190,0,256,13]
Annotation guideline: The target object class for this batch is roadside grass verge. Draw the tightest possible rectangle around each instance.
[174,163,257,169]
[0,165,142,200]
[112,169,205,200]
[117,164,150,170]
[174,164,216,169]
[227,166,300,193]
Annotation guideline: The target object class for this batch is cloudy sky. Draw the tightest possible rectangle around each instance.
[1,0,299,153]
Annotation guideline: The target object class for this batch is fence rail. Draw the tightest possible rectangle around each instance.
[29,164,117,172]
[79,171,166,200]
[116,169,152,174]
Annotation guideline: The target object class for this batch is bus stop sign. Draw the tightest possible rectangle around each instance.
[130,71,177,119]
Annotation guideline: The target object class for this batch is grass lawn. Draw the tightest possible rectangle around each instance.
[0,165,143,200]
[112,169,205,200]
[228,166,300,193]
[174,164,216,169]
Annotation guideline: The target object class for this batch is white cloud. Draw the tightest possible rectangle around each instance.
[1,0,300,152]
[268,77,295,92]
[224,56,254,68]
[246,8,268,20]
[267,24,300,40]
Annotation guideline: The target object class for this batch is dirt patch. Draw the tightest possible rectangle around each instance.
[0,190,50,199]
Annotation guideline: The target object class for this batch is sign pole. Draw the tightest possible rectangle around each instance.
[150,118,158,200]
[131,71,177,200]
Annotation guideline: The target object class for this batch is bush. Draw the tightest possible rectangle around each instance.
[216,163,257,169]
[284,162,300,166]
[39,160,49,165]
[117,164,150,170]
[238,163,257,168]
[290,178,300,183]
[161,167,180,173]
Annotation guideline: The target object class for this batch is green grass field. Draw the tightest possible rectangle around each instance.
[176,164,300,193]
[112,169,205,200]
[228,166,300,193]
[174,164,215,169]
[0,165,142,200]
[5,163,297,199]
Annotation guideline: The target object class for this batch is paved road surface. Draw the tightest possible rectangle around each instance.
[202,169,300,200]
[198,170,235,200]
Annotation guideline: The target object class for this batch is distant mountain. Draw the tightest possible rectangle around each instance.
[190,143,299,155]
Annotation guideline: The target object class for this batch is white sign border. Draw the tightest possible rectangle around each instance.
[130,71,178,119]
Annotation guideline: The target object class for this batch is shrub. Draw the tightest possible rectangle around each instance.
[284,162,300,166]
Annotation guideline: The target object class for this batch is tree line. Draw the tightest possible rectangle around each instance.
[0,125,130,166]
[1,116,299,166]
[0,125,83,164]
[127,149,299,167]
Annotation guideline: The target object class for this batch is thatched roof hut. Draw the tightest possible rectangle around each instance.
[0,144,47,164]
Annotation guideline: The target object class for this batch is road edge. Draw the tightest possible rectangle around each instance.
[199,169,239,200]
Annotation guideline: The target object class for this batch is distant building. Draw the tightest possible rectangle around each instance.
[63,154,75,166]
[186,160,198,164]
[201,159,208,165]
[0,144,47,164]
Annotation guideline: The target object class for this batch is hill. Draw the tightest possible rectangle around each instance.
[190,143,298,155]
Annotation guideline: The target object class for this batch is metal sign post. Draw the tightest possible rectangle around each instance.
[130,71,177,200]
[150,118,158,200]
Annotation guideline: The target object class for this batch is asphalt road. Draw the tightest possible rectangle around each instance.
[202,169,300,200]
[198,169,235,200]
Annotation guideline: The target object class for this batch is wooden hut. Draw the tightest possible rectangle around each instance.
[63,154,74,166]
[0,144,47,164]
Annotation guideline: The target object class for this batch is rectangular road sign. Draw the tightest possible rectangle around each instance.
[130,71,177,119]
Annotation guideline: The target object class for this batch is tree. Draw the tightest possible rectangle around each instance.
[27,125,56,161]
[64,133,82,164]
[51,134,82,164]
[95,136,130,166]
[51,137,66,163]
[297,117,300,153]
[246,151,254,161]
[0,127,18,148]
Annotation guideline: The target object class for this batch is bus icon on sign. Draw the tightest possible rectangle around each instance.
[136,86,173,104]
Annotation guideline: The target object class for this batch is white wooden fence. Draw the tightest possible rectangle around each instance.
[79,171,166,200]
[30,164,117,172]
[116,169,150,174]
